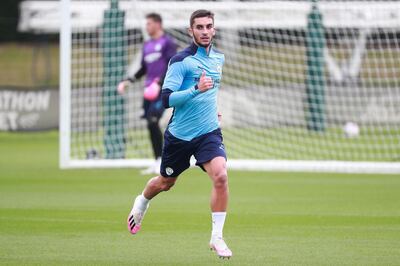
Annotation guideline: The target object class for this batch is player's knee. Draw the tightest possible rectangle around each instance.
[160,176,176,191]
[148,176,174,192]
[212,171,228,189]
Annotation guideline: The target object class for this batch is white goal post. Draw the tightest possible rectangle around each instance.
[54,0,400,173]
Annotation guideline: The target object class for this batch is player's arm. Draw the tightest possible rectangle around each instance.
[129,50,147,82]
[158,38,178,87]
[162,62,213,108]
[117,50,147,94]
[130,63,147,81]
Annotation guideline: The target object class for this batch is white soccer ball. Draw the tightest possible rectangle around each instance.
[343,122,360,138]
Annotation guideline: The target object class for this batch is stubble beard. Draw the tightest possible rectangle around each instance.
[193,34,213,48]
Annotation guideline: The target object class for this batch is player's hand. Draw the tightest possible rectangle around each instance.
[117,80,129,95]
[218,112,222,122]
[197,70,213,92]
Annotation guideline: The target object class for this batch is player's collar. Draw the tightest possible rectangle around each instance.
[151,33,165,41]
[191,41,213,56]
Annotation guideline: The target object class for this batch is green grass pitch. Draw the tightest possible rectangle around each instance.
[1,132,400,265]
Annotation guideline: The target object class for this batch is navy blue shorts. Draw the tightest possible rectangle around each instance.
[160,128,227,178]
[142,98,164,120]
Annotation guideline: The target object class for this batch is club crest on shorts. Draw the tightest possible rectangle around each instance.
[166,167,174,176]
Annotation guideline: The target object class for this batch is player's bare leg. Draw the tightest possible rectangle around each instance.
[128,176,176,234]
[203,156,232,259]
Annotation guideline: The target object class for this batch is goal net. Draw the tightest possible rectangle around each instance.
[59,0,400,173]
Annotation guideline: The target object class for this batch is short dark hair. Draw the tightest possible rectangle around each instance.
[146,13,162,24]
[190,9,214,27]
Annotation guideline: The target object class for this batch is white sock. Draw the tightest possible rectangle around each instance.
[134,194,150,211]
[211,212,226,239]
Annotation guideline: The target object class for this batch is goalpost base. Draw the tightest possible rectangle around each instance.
[63,159,400,174]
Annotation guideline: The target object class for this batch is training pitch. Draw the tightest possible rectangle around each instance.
[0,132,399,265]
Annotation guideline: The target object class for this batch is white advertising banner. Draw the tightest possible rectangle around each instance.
[0,88,59,131]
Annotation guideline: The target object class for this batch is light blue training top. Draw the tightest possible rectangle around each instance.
[161,42,225,141]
